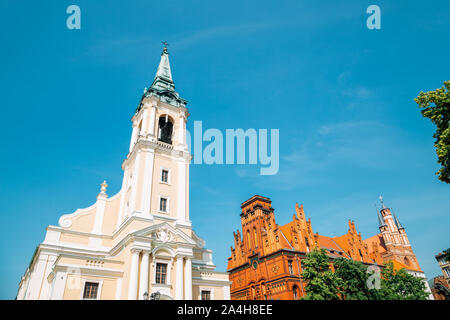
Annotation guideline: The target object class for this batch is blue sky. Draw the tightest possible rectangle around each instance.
[0,0,449,299]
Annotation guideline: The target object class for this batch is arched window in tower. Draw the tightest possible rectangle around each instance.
[158,115,173,144]
[247,230,251,249]
[253,228,258,247]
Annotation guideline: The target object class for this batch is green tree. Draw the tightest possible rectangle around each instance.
[415,81,450,183]
[375,262,429,300]
[333,258,373,300]
[301,248,343,300]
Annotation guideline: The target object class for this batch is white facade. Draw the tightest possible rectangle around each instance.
[16,48,231,300]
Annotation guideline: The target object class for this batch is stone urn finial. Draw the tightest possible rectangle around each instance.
[100,180,108,194]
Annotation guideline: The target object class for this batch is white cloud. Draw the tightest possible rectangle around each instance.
[342,86,373,99]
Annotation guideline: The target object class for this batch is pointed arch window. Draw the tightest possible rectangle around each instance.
[288,260,294,275]
[293,285,299,300]
[253,228,258,247]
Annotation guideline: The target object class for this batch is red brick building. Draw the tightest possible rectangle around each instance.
[227,195,431,300]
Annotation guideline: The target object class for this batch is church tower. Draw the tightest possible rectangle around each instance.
[377,197,420,270]
[16,46,231,301]
[117,45,191,228]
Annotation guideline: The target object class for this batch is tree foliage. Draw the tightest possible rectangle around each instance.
[333,258,373,300]
[300,249,429,300]
[415,81,450,183]
[374,262,429,300]
[301,248,343,300]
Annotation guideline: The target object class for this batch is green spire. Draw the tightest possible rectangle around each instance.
[140,45,187,109]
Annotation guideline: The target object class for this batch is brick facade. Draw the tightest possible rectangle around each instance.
[227,195,425,300]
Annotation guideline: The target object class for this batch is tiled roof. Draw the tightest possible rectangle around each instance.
[277,226,294,249]
[363,233,387,255]
[279,222,295,247]
[390,259,422,273]
[316,234,348,258]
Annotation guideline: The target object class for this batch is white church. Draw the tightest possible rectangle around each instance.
[16,46,231,300]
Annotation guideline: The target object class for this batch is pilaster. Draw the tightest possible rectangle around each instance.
[138,251,150,300]
[128,249,141,300]
[184,257,192,300]
[175,255,184,299]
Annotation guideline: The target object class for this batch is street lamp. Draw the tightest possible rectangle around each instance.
[150,291,161,300]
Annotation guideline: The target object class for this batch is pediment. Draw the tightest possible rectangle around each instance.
[133,222,196,246]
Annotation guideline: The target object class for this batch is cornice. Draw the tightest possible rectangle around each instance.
[47,225,113,239]
[134,96,189,124]
[112,213,155,238]
[227,249,309,273]
[109,221,197,256]
[192,278,232,286]
[123,139,191,169]
[57,252,124,265]
[38,243,110,257]
[54,264,124,278]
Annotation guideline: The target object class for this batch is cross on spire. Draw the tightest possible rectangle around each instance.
[379,195,385,208]
[161,41,169,49]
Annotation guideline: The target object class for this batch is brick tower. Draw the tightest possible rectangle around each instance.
[376,197,420,270]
